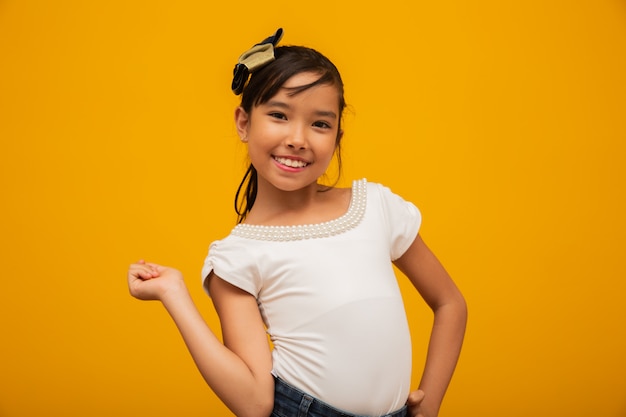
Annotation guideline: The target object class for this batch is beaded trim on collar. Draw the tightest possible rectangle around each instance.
[231,179,368,241]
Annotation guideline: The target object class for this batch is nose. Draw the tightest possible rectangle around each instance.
[286,125,307,150]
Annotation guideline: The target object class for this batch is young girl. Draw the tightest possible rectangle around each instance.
[128,29,467,417]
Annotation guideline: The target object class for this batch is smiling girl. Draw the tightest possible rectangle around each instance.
[128,29,467,417]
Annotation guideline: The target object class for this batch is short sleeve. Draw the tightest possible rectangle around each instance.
[201,238,261,297]
[373,183,422,261]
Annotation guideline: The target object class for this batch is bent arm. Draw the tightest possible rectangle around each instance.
[128,262,273,417]
[394,235,467,417]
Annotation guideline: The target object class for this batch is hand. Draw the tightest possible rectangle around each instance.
[407,390,428,417]
[127,260,186,301]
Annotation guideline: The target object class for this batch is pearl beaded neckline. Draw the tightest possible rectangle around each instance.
[231,179,368,241]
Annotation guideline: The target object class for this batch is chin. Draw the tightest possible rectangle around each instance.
[267,176,319,192]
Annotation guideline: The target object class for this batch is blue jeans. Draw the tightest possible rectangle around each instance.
[271,377,408,417]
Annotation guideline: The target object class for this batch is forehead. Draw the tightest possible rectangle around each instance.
[273,72,340,107]
[282,71,327,88]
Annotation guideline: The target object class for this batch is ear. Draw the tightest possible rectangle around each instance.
[234,106,250,142]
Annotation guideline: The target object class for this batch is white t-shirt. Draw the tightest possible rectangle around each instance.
[202,179,421,415]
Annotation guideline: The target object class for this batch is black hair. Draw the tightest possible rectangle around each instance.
[234,45,347,223]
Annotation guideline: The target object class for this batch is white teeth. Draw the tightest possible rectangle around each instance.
[275,157,308,168]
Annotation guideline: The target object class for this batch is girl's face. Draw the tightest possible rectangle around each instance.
[235,71,342,194]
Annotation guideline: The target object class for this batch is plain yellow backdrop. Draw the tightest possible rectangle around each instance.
[1,1,625,416]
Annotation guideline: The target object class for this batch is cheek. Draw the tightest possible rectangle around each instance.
[321,140,339,161]
[250,121,285,142]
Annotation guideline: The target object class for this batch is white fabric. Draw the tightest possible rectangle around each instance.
[201,180,421,415]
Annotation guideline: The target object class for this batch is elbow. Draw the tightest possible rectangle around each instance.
[455,293,468,333]
[453,290,468,323]
[255,397,275,417]
[435,289,468,325]
[238,401,273,417]
[259,399,275,417]
[253,378,275,417]
[233,391,274,417]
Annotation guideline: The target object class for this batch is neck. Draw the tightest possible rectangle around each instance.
[246,177,322,225]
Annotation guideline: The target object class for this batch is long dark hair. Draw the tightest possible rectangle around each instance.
[234,45,347,223]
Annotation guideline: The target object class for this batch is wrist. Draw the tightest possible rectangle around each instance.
[159,278,191,306]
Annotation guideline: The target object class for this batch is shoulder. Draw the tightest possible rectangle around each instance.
[202,234,261,294]
[363,180,410,205]
[337,178,411,214]
[352,178,419,221]
[206,233,258,268]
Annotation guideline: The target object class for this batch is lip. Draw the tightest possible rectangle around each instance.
[272,155,310,172]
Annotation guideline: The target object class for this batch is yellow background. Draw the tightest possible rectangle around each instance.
[1,1,625,416]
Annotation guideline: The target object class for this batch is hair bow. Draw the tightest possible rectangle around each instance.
[231,28,284,95]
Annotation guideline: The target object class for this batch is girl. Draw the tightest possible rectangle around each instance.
[128,29,467,417]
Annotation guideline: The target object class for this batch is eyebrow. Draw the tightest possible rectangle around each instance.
[266,100,337,119]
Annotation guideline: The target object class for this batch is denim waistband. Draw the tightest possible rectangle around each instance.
[272,376,408,417]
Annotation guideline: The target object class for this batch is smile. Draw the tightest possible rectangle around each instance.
[273,156,309,168]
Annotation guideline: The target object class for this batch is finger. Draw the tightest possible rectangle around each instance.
[129,264,158,280]
[144,262,163,276]
[407,389,425,405]
[133,260,159,274]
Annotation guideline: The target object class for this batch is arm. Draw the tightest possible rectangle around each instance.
[393,235,467,417]
[128,261,274,417]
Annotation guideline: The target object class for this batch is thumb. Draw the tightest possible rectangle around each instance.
[407,390,425,406]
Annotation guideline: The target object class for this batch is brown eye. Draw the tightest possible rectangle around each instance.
[313,121,331,129]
